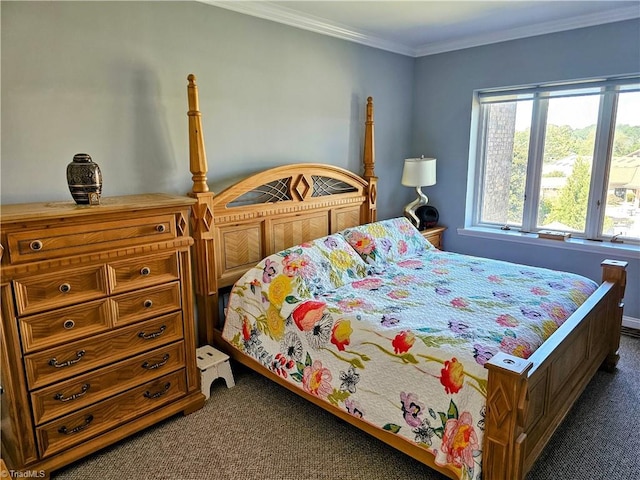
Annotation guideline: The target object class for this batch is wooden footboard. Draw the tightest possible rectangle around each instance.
[483,259,627,480]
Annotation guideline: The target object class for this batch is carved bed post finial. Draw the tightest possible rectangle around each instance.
[187,74,209,194]
[362,96,377,223]
[363,97,375,179]
[187,74,218,346]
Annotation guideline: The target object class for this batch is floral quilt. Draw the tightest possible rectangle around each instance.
[222,218,598,480]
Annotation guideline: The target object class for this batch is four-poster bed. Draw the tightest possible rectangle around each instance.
[185,74,627,480]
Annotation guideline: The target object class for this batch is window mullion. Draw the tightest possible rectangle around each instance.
[586,90,617,239]
[521,96,547,232]
[472,105,490,226]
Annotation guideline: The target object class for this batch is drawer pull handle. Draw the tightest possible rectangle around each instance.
[140,266,151,276]
[54,383,90,402]
[59,283,71,293]
[144,382,171,399]
[63,319,75,330]
[143,299,154,309]
[138,325,166,340]
[142,354,170,370]
[30,240,43,251]
[155,224,166,233]
[49,350,85,368]
[58,414,94,435]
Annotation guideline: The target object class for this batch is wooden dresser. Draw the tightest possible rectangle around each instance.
[0,194,205,478]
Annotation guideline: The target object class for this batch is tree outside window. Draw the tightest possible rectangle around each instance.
[474,77,640,243]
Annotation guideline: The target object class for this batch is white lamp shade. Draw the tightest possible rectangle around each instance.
[401,157,436,187]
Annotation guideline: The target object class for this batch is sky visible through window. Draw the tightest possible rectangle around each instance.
[514,94,640,131]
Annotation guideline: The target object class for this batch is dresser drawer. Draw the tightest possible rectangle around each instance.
[19,299,113,353]
[31,341,186,425]
[36,370,187,458]
[111,282,182,327]
[25,312,184,389]
[6,214,176,264]
[13,265,108,316]
[108,251,180,294]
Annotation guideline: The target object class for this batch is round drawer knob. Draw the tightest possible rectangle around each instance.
[140,266,151,276]
[143,299,153,308]
[59,283,71,293]
[155,224,166,233]
[30,240,43,251]
[63,319,75,330]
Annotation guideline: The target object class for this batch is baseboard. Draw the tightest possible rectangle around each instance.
[622,315,640,330]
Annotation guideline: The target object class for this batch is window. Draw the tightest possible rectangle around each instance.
[472,76,640,244]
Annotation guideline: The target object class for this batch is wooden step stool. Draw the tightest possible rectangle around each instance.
[196,345,235,399]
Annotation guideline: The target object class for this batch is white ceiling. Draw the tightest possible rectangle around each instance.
[204,1,640,57]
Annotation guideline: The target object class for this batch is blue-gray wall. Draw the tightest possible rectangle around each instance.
[412,19,640,319]
[2,3,638,318]
[0,1,414,220]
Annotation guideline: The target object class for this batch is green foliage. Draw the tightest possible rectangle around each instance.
[490,107,639,229]
[613,124,640,156]
[545,157,591,231]
[508,129,529,223]
[603,216,615,233]
[572,125,597,155]
[544,124,578,160]
[519,122,639,230]
[538,198,553,225]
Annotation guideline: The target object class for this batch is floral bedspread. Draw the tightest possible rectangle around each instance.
[222,218,598,480]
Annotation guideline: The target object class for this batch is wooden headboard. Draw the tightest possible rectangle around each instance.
[185,74,378,346]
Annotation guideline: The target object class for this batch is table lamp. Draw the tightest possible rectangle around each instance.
[401,156,436,228]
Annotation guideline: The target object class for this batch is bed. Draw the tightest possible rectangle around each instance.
[184,74,628,480]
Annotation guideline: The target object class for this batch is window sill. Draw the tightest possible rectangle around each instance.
[458,227,640,259]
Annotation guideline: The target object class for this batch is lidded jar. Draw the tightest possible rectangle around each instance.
[66,153,102,205]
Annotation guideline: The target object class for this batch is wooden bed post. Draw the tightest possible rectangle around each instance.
[187,74,218,347]
[483,353,532,480]
[600,259,627,371]
[362,97,377,223]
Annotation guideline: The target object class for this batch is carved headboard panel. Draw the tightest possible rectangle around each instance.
[210,163,372,289]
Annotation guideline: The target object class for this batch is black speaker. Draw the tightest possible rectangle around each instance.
[416,205,439,231]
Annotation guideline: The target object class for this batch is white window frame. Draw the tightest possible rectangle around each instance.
[470,75,640,245]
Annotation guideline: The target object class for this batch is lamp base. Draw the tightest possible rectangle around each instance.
[403,186,428,229]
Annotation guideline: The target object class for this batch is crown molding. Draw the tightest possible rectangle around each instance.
[201,1,640,58]
[414,5,640,57]
[201,0,416,57]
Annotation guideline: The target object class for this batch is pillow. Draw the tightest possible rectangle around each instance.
[340,217,433,269]
[270,233,370,297]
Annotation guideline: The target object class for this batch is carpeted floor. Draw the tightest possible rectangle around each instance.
[53,335,640,480]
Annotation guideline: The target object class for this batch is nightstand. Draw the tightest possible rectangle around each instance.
[420,226,446,250]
